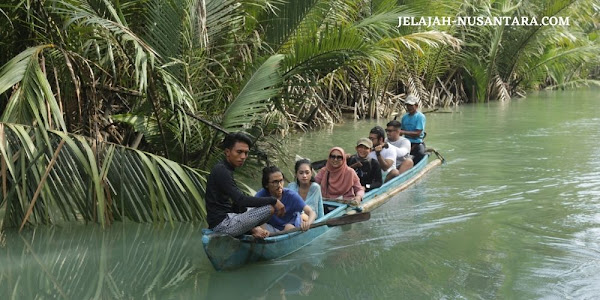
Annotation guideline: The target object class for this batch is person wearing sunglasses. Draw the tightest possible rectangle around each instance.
[347,138,382,192]
[315,147,364,205]
[256,166,317,233]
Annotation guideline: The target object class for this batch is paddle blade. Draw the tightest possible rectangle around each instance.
[325,212,370,227]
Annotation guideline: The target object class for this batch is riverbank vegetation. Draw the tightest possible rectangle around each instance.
[1,0,598,228]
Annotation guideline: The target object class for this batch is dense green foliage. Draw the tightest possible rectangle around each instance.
[0,0,598,228]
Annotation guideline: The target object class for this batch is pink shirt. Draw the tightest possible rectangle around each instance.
[315,167,365,199]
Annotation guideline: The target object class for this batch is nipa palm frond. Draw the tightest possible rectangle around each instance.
[0,45,66,132]
[0,122,207,230]
[222,54,284,130]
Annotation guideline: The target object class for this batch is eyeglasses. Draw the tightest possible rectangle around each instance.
[329,155,344,161]
[269,179,285,186]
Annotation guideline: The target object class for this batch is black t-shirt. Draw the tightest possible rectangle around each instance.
[205,160,276,228]
[347,155,382,191]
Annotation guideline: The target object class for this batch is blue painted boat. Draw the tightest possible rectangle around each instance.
[202,153,442,270]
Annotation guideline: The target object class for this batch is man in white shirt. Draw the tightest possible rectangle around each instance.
[367,126,400,182]
[385,120,414,174]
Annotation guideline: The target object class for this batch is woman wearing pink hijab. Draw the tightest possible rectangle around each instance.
[315,147,365,205]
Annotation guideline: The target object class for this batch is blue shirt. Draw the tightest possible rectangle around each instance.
[256,188,306,230]
[401,111,426,143]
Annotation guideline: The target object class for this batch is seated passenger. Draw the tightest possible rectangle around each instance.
[205,132,285,239]
[287,159,324,218]
[256,166,316,232]
[385,120,414,174]
[347,138,382,192]
[315,147,365,205]
[368,126,400,182]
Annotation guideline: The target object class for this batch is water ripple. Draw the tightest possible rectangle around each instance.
[457,185,509,199]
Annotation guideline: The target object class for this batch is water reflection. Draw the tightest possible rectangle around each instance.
[0,223,209,299]
[0,223,351,299]
[200,250,329,299]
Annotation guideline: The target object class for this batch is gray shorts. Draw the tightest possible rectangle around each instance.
[212,205,272,237]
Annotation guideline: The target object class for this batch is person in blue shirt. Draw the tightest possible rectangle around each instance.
[400,95,426,164]
[256,166,317,232]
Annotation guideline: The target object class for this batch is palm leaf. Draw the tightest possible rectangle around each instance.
[0,45,66,132]
[282,26,370,78]
[221,54,284,130]
[54,0,158,93]
[0,122,207,229]
[258,0,325,52]
[499,0,580,80]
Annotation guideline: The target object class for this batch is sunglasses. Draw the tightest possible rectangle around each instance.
[329,155,344,161]
[268,179,285,186]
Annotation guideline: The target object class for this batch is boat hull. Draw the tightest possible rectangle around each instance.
[203,154,439,270]
[202,203,346,271]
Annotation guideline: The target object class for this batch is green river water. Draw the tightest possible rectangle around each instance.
[1,89,599,299]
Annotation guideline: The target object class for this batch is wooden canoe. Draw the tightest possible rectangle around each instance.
[202,153,442,271]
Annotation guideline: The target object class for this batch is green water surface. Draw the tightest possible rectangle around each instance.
[1,89,599,299]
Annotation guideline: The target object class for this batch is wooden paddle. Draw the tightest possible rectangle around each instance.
[425,147,446,163]
[268,212,371,237]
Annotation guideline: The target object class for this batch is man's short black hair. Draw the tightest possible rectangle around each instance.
[386,120,401,129]
[369,126,385,140]
[222,132,253,150]
[262,166,283,189]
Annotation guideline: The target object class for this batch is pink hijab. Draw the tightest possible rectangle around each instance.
[319,147,357,198]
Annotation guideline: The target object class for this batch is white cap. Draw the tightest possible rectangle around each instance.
[405,95,419,105]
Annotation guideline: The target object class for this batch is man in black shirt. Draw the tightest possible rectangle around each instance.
[347,138,382,192]
[205,132,285,238]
